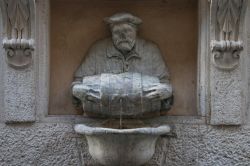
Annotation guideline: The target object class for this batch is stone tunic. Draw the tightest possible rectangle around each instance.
[74,38,170,84]
[74,37,172,115]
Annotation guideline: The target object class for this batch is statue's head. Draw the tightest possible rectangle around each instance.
[105,13,142,53]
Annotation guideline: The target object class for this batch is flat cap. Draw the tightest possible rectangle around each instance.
[104,12,142,25]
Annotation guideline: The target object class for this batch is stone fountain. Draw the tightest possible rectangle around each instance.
[72,12,173,166]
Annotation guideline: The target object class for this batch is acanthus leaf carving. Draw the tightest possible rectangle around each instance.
[211,0,245,70]
[217,0,243,40]
[1,0,34,69]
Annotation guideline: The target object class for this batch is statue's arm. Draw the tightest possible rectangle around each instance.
[72,46,99,107]
[144,43,173,110]
[149,43,170,84]
[73,48,97,82]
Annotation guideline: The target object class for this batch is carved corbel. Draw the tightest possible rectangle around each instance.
[210,0,246,70]
[0,0,35,69]
[211,40,243,70]
[209,0,247,125]
[0,0,36,123]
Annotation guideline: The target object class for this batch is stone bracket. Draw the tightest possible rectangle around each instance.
[3,38,34,68]
[0,0,35,69]
[211,40,243,70]
[209,0,247,125]
[0,0,36,123]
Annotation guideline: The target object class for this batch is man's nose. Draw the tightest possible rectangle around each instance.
[120,32,126,39]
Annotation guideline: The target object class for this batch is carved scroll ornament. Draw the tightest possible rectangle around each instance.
[211,40,243,70]
[211,0,246,70]
[1,0,35,69]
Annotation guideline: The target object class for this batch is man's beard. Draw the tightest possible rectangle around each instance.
[114,39,135,52]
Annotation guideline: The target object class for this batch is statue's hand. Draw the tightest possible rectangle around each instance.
[143,83,172,101]
[85,88,101,103]
[72,84,101,103]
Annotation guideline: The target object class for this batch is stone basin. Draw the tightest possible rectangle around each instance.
[74,120,171,166]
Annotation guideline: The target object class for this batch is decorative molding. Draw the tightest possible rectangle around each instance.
[209,0,247,125]
[0,0,36,123]
[216,0,243,41]
[0,0,35,69]
[2,38,34,68]
[211,40,243,70]
[211,0,245,70]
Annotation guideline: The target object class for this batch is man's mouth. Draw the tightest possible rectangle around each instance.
[118,41,130,44]
[114,39,135,50]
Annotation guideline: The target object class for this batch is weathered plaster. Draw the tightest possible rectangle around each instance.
[4,66,36,123]
[210,67,243,125]
[0,123,80,166]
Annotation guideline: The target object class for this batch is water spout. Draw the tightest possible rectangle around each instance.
[119,98,123,129]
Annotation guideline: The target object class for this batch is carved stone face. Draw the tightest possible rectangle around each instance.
[111,23,137,53]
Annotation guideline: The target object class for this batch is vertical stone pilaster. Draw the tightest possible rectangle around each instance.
[0,0,36,123]
[210,0,247,125]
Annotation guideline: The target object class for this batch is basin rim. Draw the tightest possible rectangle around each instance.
[74,124,171,136]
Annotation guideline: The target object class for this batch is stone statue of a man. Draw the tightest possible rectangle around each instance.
[72,12,173,117]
